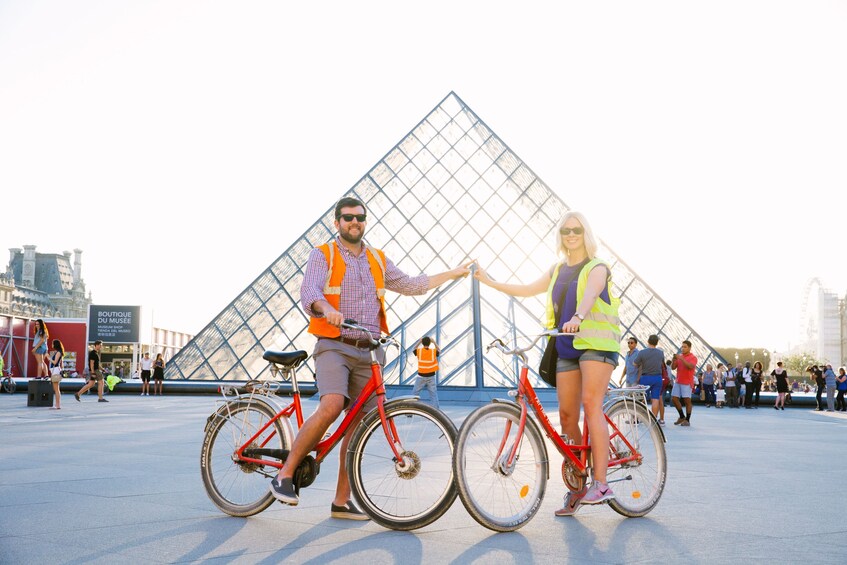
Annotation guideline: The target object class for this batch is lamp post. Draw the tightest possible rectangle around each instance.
[734,352,739,366]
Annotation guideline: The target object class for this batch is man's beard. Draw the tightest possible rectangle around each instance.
[339,226,364,244]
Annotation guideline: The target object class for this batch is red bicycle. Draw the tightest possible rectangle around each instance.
[453,331,667,531]
[200,321,458,530]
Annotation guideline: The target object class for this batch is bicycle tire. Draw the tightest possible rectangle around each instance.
[200,400,288,517]
[604,401,666,517]
[2,377,15,394]
[453,402,548,532]
[347,400,458,531]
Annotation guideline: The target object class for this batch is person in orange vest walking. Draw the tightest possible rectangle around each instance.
[413,336,440,409]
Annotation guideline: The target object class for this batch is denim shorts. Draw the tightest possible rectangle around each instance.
[556,349,619,373]
[671,382,692,399]
[35,344,47,354]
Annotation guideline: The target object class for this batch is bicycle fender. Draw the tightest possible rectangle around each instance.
[489,398,551,481]
[384,395,421,406]
[204,396,296,448]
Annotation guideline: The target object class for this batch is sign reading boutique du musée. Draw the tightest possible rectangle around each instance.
[88,305,141,343]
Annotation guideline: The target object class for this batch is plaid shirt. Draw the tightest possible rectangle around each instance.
[300,237,429,340]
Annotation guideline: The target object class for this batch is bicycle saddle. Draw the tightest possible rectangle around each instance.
[263,350,308,367]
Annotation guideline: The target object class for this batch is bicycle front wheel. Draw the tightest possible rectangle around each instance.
[200,400,288,517]
[347,400,457,531]
[453,403,548,532]
[604,401,666,517]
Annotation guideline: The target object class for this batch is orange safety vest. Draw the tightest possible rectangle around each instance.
[307,241,389,338]
[416,346,438,374]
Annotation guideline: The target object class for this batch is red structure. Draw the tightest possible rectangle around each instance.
[0,316,87,377]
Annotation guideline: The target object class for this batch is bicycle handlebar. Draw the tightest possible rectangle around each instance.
[486,330,575,361]
[340,319,399,349]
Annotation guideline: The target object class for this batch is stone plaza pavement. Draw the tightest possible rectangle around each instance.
[1,390,845,564]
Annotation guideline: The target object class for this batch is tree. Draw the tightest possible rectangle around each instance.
[780,352,816,379]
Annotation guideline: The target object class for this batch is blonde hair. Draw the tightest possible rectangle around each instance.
[556,210,598,259]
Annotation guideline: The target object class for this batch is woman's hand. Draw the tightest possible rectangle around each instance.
[473,263,493,286]
[562,315,581,334]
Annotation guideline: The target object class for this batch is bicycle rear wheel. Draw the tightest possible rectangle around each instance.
[604,401,666,517]
[200,400,288,516]
[347,400,457,530]
[453,403,548,532]
[2,377,16,394]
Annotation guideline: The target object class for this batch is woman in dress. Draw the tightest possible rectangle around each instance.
[48,339,65,409]
[152,353,165,395]
[31,319,49,379]
[771,361,789,410]
[474,210,621,517]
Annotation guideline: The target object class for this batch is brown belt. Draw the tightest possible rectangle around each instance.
[328,336,377,351]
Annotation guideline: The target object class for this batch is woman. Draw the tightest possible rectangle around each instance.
[152,353,165,395]
[835,367,847,412]
[475,211,621,517]
[48,339,64,409]
[31,319,49,379]
[751,361,763,408]
[771,361,788,410]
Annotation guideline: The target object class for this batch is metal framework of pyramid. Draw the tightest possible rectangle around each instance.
[166,92,725,397]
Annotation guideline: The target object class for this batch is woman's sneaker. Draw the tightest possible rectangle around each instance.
[554,489,585,517]
[581,481,615,505]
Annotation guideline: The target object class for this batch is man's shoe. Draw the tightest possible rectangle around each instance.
[581,481,615,505]
[74,392,80,402]
[555,489,585,517]
[269,477,298,506]
[680,419,690,426]
[673,417,684,425]
[331,500,369,521]
[98,398,109,402]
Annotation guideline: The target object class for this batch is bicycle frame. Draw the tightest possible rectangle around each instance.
[231,348,407,471]
[503,364,644,478]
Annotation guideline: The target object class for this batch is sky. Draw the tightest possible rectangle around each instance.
[2,1,846,354]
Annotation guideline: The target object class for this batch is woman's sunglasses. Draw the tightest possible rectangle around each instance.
[559,227,584,236]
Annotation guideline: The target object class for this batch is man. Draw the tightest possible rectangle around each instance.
[75,340,108,403]
[413,336,440,408]
[139,352,152,396]
[671,340,697,426]
[633,335,664,418]
[269,196,471,520]
[620,336,640,387]
[724,363,739,408]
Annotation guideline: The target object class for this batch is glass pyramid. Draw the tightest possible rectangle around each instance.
[166,92,726,395]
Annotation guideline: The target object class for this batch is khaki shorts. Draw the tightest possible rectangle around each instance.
[88,370,104,382]
[314,338,385,411]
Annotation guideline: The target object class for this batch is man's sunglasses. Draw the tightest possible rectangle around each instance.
[559,227,584,236]
[338,214,367,222]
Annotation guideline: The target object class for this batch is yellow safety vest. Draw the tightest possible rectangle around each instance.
[307,241,389,338]
[544,258,621,352]
[416,346,438,374]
